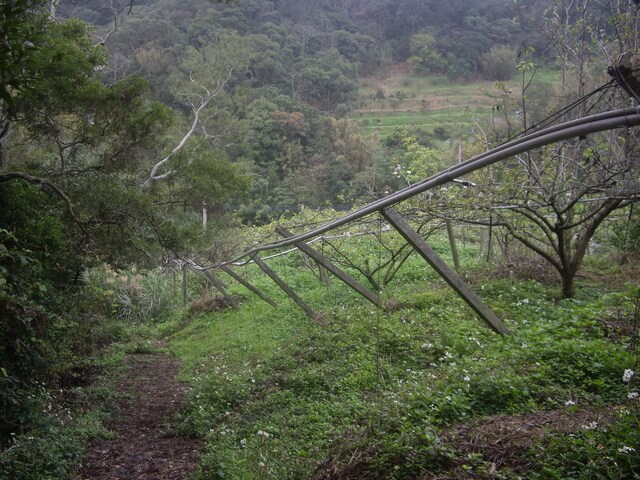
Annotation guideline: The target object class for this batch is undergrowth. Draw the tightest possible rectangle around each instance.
[162,242,640,479]
[0,265,183,480]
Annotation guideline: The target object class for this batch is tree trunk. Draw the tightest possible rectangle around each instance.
[561,268,576,298]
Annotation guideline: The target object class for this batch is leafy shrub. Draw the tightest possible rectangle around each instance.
[480,45,516,81]
[81,265,181,322]
[0,411,109,480]
[530,403,640,479]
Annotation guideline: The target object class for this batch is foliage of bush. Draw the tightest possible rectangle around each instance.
[81,265,182,323]
[480,45,516,81]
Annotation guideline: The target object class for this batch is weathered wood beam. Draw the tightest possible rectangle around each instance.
[445,219,461,273]
[200,268,239,308]
[252,255,323,324]
[219,265,278,308]
[182,263,188,306]
[276,226,381,307]
[382,207,510,335]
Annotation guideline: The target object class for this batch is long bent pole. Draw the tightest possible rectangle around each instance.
[217,107,640,266]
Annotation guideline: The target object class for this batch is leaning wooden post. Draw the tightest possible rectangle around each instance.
[382,207,510,335]
[220,265,278,308]
[479,227,489,260]
[445,219,461,273]
[182,263,188,306]
[200,269,239,308]
[172,268,177,298]
[276,226,381,307]
[252,255,323,324]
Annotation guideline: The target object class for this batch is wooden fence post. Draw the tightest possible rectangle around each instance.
[200,269,239,308]
[220,265,278,308]
[276,226,381,307]
[182,263,188,306]
[252,256,323,324]
[445,219,461,273]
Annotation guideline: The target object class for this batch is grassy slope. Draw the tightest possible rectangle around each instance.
[352,66,560,139]
[165,234,640,479]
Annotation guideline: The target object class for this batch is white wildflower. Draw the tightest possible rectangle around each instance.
[618,446,636,454]
[623,369,635,383]
[564,400,576,406]
[582,421,598,430]
[628,392,638,400]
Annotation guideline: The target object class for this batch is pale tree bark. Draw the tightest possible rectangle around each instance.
[143,69,232,188]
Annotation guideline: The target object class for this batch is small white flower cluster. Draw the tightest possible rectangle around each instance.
[582,421,598,430]
[564,400,576,406]
[628,392,638,400]
[618,445,636,454]
[623,369,635,383]
[468,336,482,347]
[257,430,271,438]
[393,164,412,178]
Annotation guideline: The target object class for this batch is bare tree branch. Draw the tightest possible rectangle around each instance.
[143,69,233,188]
[0,171,77,220]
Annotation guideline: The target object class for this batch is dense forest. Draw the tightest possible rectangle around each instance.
[1,0,639,478]
[53,0,540,222]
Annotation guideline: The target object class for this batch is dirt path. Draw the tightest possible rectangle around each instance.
[75,350,201,480]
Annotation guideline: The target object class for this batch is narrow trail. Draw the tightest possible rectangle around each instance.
[76,349,201,480]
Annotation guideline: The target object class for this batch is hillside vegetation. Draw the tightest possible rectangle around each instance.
[163,223,640,479]
[2,0,640,478]
[353,67,560,138]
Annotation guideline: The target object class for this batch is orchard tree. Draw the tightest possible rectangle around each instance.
[462,0,640,298]
[470,134,639,298]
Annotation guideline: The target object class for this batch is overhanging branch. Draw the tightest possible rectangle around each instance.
[0,171,77,220]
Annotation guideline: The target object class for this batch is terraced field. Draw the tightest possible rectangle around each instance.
[352,64,559,139]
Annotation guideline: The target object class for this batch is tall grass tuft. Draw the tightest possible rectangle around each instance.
[82,265,182,323]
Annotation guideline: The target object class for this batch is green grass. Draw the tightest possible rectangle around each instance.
[0,346,127,480]
[161,229,639,479]
[353,68,561,139]
[353,107,494,137]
